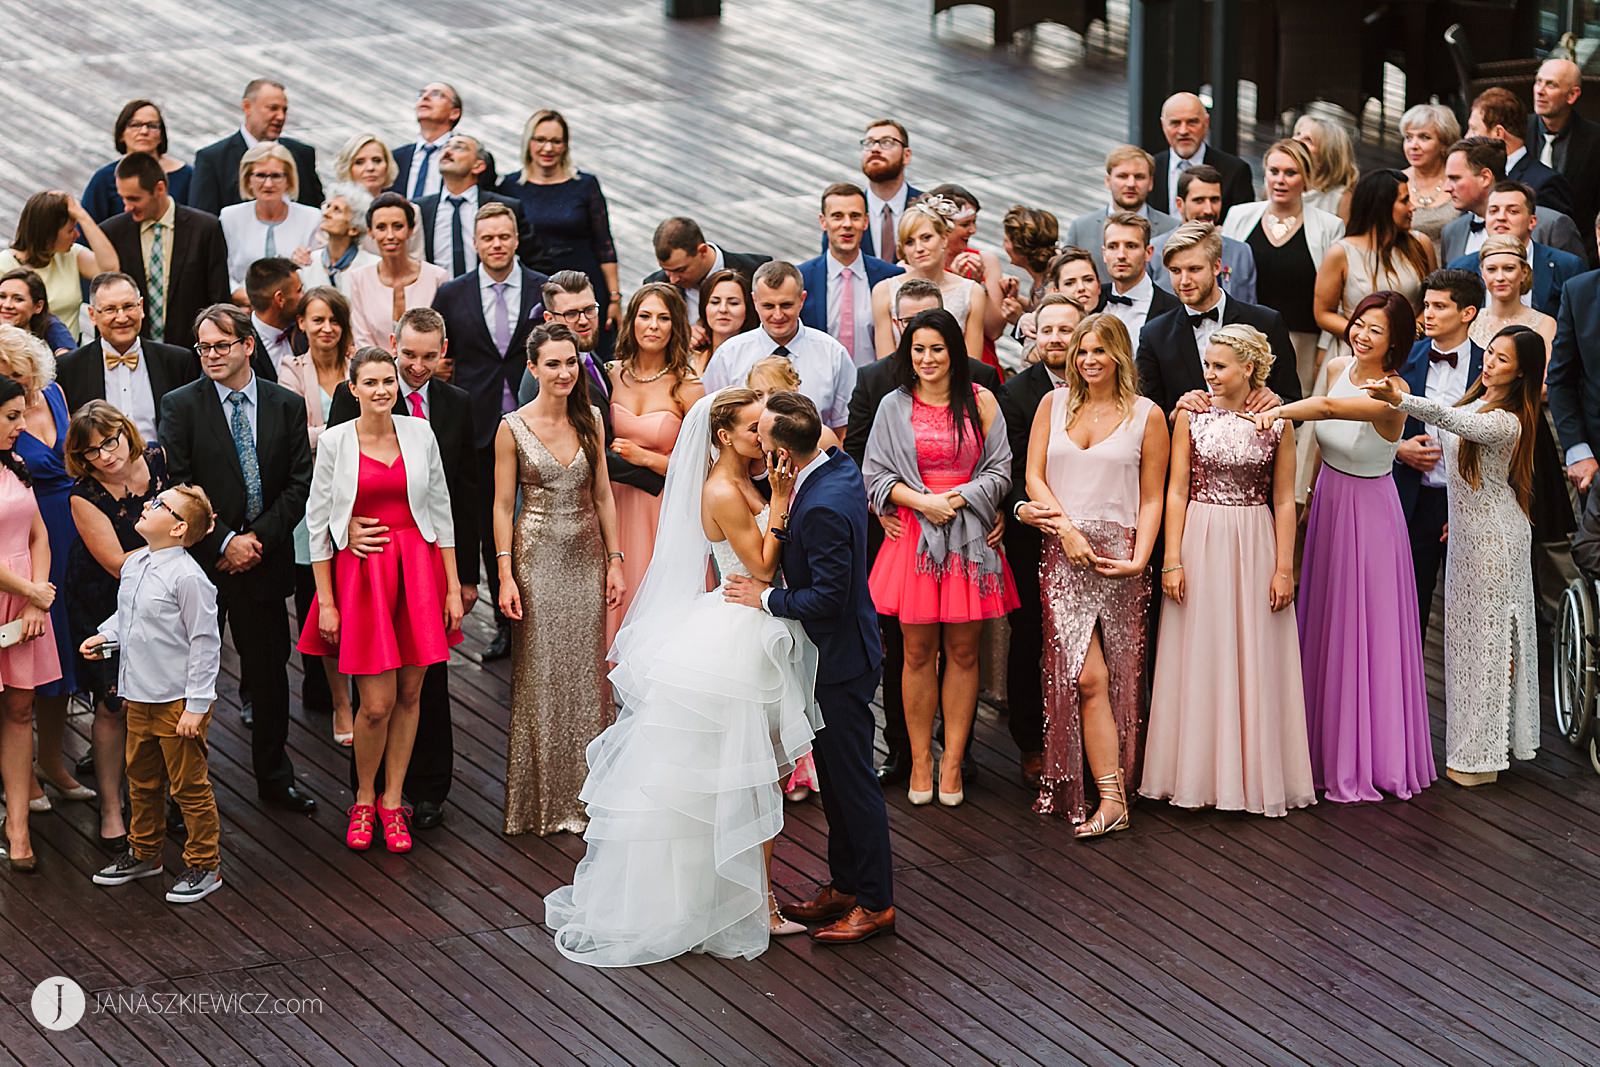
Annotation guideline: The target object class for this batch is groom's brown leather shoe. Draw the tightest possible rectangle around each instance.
[811,905,896,944]
[783,886,856,922]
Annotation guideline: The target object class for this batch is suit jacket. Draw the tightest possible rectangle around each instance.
[1151,230,1258,304]
[158,375,313,600]
[1447,244,1584,318]
[765,448,883,685]
[430,266,550,451]
[515,353,665,495]
[1439,208,1587,263]
[1065,207,1179,281]
[797,252,904,338]
[414,190,533,271]
[996,361,1055,567]
[1507,151,1577,220]
[1393,337,1484,516]
[821,183,926,259]
[1136,296,1302,413]
[188,132,323,216]
[1530,111,1600,264]
[642,247,771,287]
[391,143,499,197]
[101,206,231,351]
[1152,146,1257,221]
[55,339,200,426]
[327,378,480,584]
[1546,268,1600,462]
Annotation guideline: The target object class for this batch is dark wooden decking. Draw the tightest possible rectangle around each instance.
[4,1,1600,1063]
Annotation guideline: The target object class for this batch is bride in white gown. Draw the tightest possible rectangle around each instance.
[544,387,823,967]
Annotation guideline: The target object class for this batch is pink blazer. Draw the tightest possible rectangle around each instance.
[277,354,335,451]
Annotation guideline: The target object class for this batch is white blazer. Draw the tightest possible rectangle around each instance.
[1220,200,1346,275]
[305,414,454,562]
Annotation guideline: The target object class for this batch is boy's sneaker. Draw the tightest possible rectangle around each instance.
[93,851,163,886]
[166,866,222,904]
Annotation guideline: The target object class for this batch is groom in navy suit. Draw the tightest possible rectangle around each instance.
[724,391,894,944]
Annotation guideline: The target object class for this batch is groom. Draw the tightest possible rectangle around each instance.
[725,392,895,943]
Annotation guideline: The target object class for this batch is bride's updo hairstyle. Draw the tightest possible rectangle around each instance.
[709,387,759,451]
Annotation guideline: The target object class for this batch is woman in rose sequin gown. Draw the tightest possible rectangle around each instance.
[1024,313,1167,834]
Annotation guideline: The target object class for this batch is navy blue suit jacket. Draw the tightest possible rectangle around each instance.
[430,266,549,451]
[1447,244,1585,318]
[1548,268,1600,462]
[797,252,903,334]
[1393,337,1483,516]
[391,143,499,196]
[766,449,883,685]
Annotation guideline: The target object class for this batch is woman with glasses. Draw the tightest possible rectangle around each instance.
[81,100,193,223]
[65,401,171,851]
[219,142,322,300]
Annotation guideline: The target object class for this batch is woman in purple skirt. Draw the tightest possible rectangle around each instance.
[1254,291,1435,802]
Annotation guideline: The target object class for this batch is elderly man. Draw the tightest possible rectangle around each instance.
[1149,92,1256,222]
[1529,57,1600,260]
[189,78,322,214]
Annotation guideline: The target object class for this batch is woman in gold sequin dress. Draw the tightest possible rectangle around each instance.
[494,324,625,836]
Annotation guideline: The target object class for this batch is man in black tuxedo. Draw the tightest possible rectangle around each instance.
[1150,92,1256,224]
[327,307,478,829]
[390,82,464,200]
[1469,87,1576,220]
[1136,222,1301,414]
[57,272,199,441]
[642,216,769,341]
[1547,219,1600,497]
[189,79,322,215]
[431,203,549,661]
[843,278,1000,785]
[1530,58,1600,264]
[101,152,229,352]
[414,134,532,276]
[158,304,315,813]
[997,294,1084,788]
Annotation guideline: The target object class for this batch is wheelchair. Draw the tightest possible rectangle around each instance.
[1554,577,1600,775]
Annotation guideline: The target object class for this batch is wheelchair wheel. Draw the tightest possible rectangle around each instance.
[1592,733,1600,777]
[1553,580,1596,747]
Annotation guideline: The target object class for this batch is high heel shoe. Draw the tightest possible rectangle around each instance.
[907,784,934,805]
[377,803,413,853]
[936,762,964,807]
[1074,770,1130,839]
[345,803,376,851]
[35,762,96,801]
[332,711,354,747]
[768,893,806,936]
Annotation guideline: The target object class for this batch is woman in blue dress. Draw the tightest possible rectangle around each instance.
[80,100,193,223]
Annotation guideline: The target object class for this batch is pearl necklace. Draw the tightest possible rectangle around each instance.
[625,361,670,384]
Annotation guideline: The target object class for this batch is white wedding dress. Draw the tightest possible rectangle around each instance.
[544,394,823,968]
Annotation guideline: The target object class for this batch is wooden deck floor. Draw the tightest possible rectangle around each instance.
[4,1,1600,1063]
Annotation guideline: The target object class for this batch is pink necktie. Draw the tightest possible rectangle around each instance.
[408,391,426,419]
[839,266,856,358]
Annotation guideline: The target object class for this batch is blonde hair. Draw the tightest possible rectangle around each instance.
[1061,313,1139,427]
[518,109,577,182]
[1160,220,1222,265]
[747,355,801,395]
[238,141,300,200]
[1294,115,1359,192]
[1104,144,1155,175]
[1400,103,1462,149]
[708,387,760,452]
[1262,138,1314,184]
[899,197,953,248]
[167,484,216,547]
[1479,234,1533,295]
[333,132,399,189]
[0,323,52,396]
[1208,324,1276,389]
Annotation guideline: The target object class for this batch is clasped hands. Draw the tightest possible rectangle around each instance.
[879,493,1004,547]
[1014,501,1136,577]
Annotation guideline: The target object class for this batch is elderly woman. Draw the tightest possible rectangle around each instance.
[342,193,448,350]
[298,183,378,294]
[81,100,193,223]
[0,192,119,341]
[1400,103,1463,245]
[0,269,75,354]
[1294,115,1359,221]
[219,141,322,299]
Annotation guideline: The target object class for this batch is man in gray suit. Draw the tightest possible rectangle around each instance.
[1438,137,1586,262]
[1150,164,1256,303]
[1064,144,1178,281]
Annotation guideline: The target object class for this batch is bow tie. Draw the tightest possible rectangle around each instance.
[1105,293,1134,307]
[1428,347,1458,368]
[1468,217,1486,233]
[1188,307,1219,327]
[104,350,139,371]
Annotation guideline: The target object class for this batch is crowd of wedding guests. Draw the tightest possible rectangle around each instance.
[1,59,1595,900]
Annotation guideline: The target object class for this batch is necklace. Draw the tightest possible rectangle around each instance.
[625,360,670,384]
[1263,212,1300,242]
[1412,175,1448,208]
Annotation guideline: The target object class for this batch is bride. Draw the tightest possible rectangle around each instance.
[544,388,823,967]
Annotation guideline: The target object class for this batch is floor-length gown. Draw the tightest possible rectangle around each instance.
[1395,394,1538,772]
[1141,411,1315,816]
[605,404,682,653]
[1299,366,1435,801]
[500,413,608,836]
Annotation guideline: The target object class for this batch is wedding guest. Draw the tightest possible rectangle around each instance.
[1401,104,1464,244]
[871,198,986,361]
[1253,292,1434,802]
[189,79,322,215]
[0,372,61,872]
[1223,139,1345,396]
[298,183,378,294]
[1151,92,1257,221]
[694,268,757,372]
[495,323,623,835]
[82,100,194,223]
[745,356,840,453]
[0,270,75,354]
[415,133,531,277]
[218,142,321,299]
[859,118,922,260]
[798,182,903,365]
[298,347,463,852]
[393,83,463,200]
[1151,165,1257,303]
[1468,88,1576,218]
[1024,313,1167,832]
[1098,211,1180,340]
[1439,137,1587,263]
[1294,115,1358,220]
[1448,181,1584,318]
[1,191,119,340]
[999,204,1061,329]
[1530,58,1600,259]
[1548,223,1600,494]
[1142,325,1313,816]
[1063,146,1179,280]
[1048,246,1104,317]
[1365,325,1541,786]
[335,133,400,202]
[344,193,448,349]
[1472,236,1556,351]
[931,184,1007,368]
[244,258,306,377]
[643,217,770,329]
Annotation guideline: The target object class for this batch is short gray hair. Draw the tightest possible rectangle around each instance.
[752,260,803,293]
[323,182,373,235]
[1400,103,1461,148]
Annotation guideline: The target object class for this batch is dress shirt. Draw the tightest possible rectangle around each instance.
[1420,337,1473,490]
[138,196,176,306]
[760,447,834,614]
[1537,118,1570,170]
[479,265,522,409]
[826,251,875,365]
[404,132,452,199]
[251,312,294,374]
[1046,366,1069,388]
[213,373,258,554]
[239,124,259,150]
[1189,288,1226,357]
[98,545,221,713]
[683,245,725,326]
[700,324,857,429]
[1464,214,1488,257]
[401,379,431,419]
[1166,143,1208,213]
[1103,273,1156,338]
[431,184,480,274]
[100,337,158,441]
[1505,145,1527,174]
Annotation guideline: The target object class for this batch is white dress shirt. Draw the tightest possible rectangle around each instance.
[826,252,875,365]
[100,337,158,442]
[400,379,431,419]
[251,312,294,375]
[431,184,480,275]
[700,324,857,429]
[867,183,912,260]
[1189,287,1227,357]
[1464,214,1488,257]
[760,448,834,613]
[98,546,221,713]
[1420,336,1474,490]
[239,124,259,150]
[1167,142,1208,213]
[1505,144,1527,173]
[404,132,452,199]
[1104,273,1157,338]
[683,246,726,326]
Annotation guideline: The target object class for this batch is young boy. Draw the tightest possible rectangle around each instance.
[82,485,224,904]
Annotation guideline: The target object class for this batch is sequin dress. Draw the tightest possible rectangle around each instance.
[502,412,608,836]
[1141,411,1315,816]
[1035,391,1154,822]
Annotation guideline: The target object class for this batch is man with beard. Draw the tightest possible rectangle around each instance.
[1063,145,1178,280]
[1151,164,1256,302]
[858,118,922,263]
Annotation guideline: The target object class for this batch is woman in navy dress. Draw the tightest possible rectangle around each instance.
[498,109,621,355]
[81,100,193,223]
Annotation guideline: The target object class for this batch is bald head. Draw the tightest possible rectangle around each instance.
[1161,92,1210,159]
[1534,58,1583,126]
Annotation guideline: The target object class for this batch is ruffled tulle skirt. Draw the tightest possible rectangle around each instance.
[869,527,1020,624]
[544,589,822,967]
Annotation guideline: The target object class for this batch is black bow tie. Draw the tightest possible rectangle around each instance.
[1469,217,1486,233]
[1188,307,1219,327]
[1428,348,1458,367]
[1105,293,1134,306]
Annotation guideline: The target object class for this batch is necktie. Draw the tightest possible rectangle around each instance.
[104,348,139,371]
[1106,293,1134,306]
[879,204,895,262]
[146,221,166,337]
[227,391,264,521]
[772,344,791,359]
[1175,157,1192,173]
[491,281,511,355]
[838,266,856,358]
[448,195,467,276]
[1469,217,1486,233]
[408,390,426,418]
[1428,348,1458,368]
[1542,132,1556,167]
[412,143,440,199]
[263,221,278,258]
[1188,307,1220,327]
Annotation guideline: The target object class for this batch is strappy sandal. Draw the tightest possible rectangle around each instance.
[378,803,413,853]
[769,892,805,936]
[1074,770,1131,839]
[345,803,376,851]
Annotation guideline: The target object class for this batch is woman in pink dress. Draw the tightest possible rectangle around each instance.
[1025,313,1168,835]
[1141,325,1316,817]
[298,348,464,854]
[864,308,1019,807]
[603,282,703,651]
[342,193,449,350]
[0,372,61,871]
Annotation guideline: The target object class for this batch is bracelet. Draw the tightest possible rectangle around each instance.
[1161,565,1183,573]
[495,550,511,558]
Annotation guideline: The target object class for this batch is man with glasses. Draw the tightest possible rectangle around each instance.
[190,78,322,215]
[415,134,530,277]
[393,83,467,200]
[57,272,199,441]
[857,119,922,262]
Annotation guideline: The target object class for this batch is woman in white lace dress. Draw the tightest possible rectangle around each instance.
[1363,324,1542,786]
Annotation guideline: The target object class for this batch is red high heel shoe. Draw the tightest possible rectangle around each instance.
[345,804,375,850]
[377,804,413,853]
